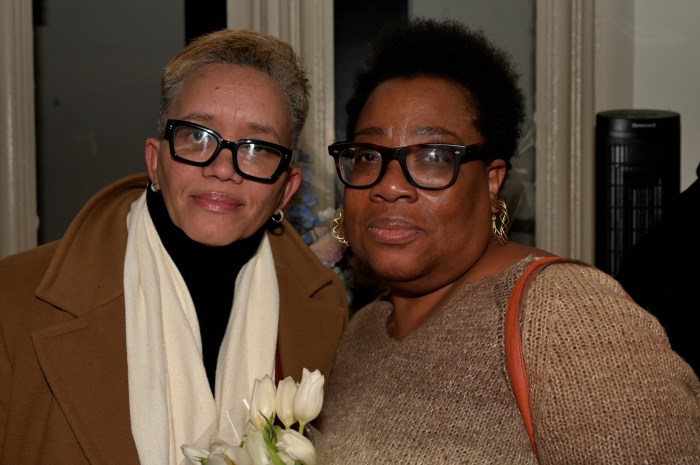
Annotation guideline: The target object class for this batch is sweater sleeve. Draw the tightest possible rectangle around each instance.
[520,263,700,465]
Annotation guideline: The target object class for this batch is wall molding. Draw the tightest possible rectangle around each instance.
[0,0,37,258]
[535,0,595,262]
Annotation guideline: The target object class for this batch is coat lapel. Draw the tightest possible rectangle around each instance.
[32,297,140,464]
[32,174,146,463]
[271,223,348,381]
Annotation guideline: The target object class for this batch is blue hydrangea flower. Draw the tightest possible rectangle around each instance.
[300,190,319,207]
[288,204,320,231]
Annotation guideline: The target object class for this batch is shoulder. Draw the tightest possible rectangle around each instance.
[0,241,72,354]
[66,173,148,230]
[0,240,58,278]
[0,242,59,311]
[0,174,147,322]
[520,260,700,459]
[521,260,666,341]
[267,220,320,267]
[470,242,554,281]
[526,261,632,312]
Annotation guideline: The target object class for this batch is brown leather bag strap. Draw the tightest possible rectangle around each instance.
[505,256,587,462]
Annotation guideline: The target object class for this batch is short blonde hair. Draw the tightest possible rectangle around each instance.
[159,29,310,148]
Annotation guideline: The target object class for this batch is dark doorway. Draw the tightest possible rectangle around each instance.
[185,0,227,44]
[333,0,408,142]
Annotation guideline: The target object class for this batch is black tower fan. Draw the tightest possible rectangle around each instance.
[595,109,680,276]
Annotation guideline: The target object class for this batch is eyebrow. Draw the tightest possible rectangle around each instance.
[180,112,214,124]
[354,126,386,138]
[247,122,281,141]
[179,113,282,141]
[414,126,462,140]
[354,125,463,141]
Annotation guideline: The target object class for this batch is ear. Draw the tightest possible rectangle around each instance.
[275,166,302,212]
[486,158,507,206]
[144,137,161,188]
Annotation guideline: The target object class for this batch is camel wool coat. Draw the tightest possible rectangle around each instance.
[0,173,348,465]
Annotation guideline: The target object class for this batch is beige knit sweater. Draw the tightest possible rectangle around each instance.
[319,256,700,464]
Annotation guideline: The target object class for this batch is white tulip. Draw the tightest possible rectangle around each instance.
[293,368,324,427]
[276,429,317,465]
[182,440,253,465]
[276,450,296,465]
[276,376,298,429]
[245,428,272,465]
[181,444,209,464]
[209,439,252,465]
[249,375,276,431]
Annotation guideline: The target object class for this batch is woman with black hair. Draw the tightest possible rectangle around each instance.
[319,18,699,464]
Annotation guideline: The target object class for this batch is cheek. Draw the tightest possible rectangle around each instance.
[249,183,286,216]
[341,191,365,238]
[433,187,490,237]
[157,163,179,199]
[158,157,186,191]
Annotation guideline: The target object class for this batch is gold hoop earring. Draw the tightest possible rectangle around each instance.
[330,209,349,246]
[491,199,509,245]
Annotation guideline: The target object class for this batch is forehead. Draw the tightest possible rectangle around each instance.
[355,76,479,144]
[169,63,293,143]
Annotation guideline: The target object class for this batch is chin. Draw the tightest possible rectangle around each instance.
[197,238,234,247]
[363,248,416,272]
[365,260,417,283]
[185,228,243,247]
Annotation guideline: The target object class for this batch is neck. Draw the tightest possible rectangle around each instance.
[387,240,528,340]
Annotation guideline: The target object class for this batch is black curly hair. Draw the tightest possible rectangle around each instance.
[344,17,526,170]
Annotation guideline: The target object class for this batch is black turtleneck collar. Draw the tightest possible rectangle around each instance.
[146,186,265,393]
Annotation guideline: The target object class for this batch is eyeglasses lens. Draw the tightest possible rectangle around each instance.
[236,143,284,179]
[172,125,283,178]
[406,147,457,188]
[339,146,457,188]
[172,125,217,163]
[339,147,381,187]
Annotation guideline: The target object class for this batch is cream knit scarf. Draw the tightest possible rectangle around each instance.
[124,192,279,465]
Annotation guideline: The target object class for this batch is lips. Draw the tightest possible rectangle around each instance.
[366,217,422,243]
[191,191,244,213]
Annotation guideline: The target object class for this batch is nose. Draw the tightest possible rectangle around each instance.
[369,159,417,203]
[201,147,244,183]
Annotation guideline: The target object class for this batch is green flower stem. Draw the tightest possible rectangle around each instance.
[262,420,286,465]
[297,421,306,435]
[264,440,286,465]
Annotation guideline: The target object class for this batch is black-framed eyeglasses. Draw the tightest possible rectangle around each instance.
[328,142,487,190]
[163,119,294,183]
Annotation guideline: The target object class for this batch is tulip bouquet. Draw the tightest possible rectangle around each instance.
[182,368,325,465]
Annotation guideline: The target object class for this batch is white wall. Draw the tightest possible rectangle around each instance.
[634,0,700,190]
[596,0,700,191]
[594,0,636,111]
